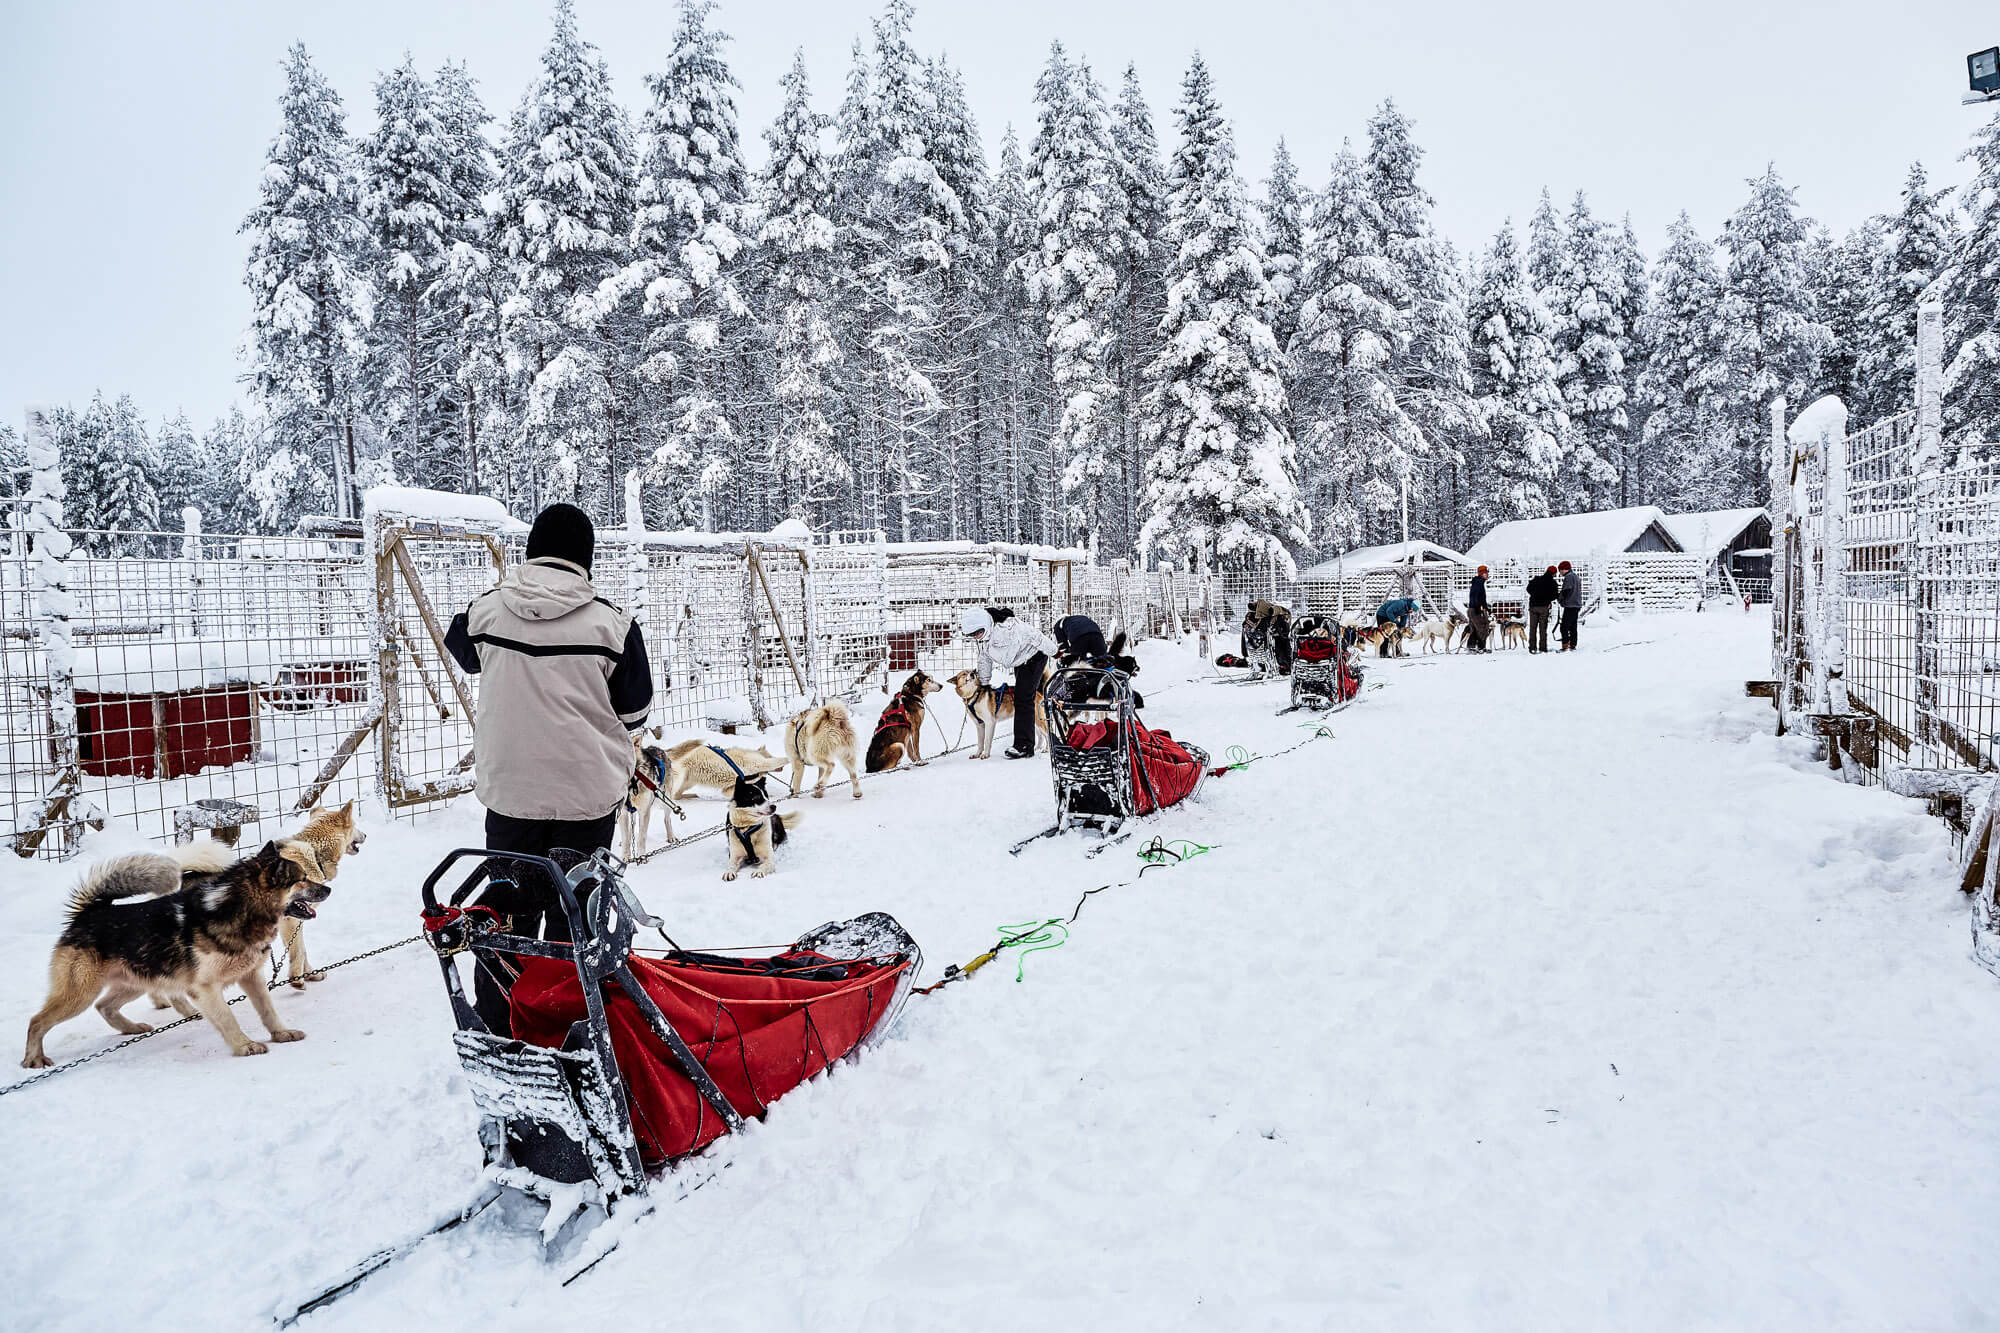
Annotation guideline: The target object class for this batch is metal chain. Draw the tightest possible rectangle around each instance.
[0,934,422,1101]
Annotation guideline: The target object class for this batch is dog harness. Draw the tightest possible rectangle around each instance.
[625,747,687,822]
[708,745,747,779]
[731,815,767,866]
[874,698,913,738]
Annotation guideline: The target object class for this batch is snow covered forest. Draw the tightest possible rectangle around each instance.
[8,0,2000,570]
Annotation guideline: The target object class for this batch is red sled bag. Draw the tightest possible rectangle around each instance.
[1065,718,1205,816]
[510,948,909,1165]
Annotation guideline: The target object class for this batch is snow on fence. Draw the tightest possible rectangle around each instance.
[1774,303,2000,789]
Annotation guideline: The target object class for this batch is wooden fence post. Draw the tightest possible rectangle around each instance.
[1769,396,1793,732]
[1912,301,1945,766]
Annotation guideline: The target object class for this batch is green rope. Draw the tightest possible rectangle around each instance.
[996,918,1068,981]
[1222,744,1253,770]
[1138,837,1212,865]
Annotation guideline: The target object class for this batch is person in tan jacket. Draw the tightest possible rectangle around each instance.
[445,503,652,1029]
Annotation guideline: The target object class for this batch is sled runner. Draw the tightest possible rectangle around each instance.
[1014,665,1208,850]
[1284,625,1362,714]
[280,848,918,1323]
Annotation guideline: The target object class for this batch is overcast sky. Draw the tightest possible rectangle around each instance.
[3,0,1996,434]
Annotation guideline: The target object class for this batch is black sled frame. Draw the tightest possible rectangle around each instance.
[1286,627,1361,713]
[421,847,920,1207]
[280,850,917,1324]
[1035,665,1208,843]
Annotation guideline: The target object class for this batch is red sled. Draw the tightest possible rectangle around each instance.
[417,848,918,1212]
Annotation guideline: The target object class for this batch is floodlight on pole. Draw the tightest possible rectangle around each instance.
[1966,46,2000,104]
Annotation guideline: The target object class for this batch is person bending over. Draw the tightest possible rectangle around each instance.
[961,606,1057,759]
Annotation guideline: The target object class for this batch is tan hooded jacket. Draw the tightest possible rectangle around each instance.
[445,557,653,821]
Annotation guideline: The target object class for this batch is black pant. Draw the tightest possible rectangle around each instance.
[1560,607,1580,649]
[1014,652,1048,753]
[471,809,616,1035]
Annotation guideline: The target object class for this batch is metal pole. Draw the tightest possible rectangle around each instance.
[1913,301,1945,765]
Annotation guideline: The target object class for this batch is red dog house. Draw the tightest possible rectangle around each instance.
[70,640,272,779]
[76,684,258,779]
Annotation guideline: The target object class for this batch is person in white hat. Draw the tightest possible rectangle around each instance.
[960,606,1057,758]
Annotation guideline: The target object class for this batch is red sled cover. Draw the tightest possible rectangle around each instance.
[1294,637,1338,662]
[509,950,909,1165]
[1065,719,1205,815]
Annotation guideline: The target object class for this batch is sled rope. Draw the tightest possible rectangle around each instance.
[0,934,423,1101]
[1207,725,1336,778]
[996,919,1068,981]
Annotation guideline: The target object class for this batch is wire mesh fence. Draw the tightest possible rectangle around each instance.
[1775,314,2000,790]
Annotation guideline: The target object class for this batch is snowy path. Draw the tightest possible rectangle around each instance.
[3,613,1997,1330]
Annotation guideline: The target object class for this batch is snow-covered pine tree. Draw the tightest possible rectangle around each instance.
[1944,108,2000,450]
[924,55,995,542]
[1526,188,1566,312]
[0,423,23,503]
[1291,142,1420,551]
[492,0,636,518]
[430,61,504,495]
[836,0,963,540]
[1028,42,1122,551]
[1261,138,1306,360]
[1609,216,1649,503]
[1465,221,1564,534]
[241,43,371,522]
[614,0,753,529]
[1856,161,1952,422]
[1550,191,1625,512]
[1809,221,1881,416]
[153,411,203,524]
[1715,164,1830,503]
[1637,212,1731,510]
[96,395,160,539]
[357,57,460,489]
[202,408,266,534]
[987,124,1050,542]
[1139,54,1307,573]
[757,50,848,523]
[1108,64,1170,555]
[1364,100,1475,544]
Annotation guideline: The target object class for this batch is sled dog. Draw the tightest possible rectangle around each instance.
[784,703,863,800]
[1409,613,1463,655]
[664,738,789,803]
[723,775,803,881]
[274,801,366,989]
[947,667,1049,759]
[866,671,942,772]
[23,840,331,1067]
[1497,618,1528,650]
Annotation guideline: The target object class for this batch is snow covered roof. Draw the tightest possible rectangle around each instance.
[1465,507,1684,562]
[71,639,280,693]
[1298,539,1469,579]
[1661,508,1770,557]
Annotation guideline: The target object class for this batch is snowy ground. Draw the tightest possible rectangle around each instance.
[4,610,1998,1331]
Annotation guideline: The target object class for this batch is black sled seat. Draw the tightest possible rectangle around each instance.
[420,849,919,1207]
[1045,665,1209,836]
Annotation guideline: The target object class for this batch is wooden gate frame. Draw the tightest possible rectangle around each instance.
[374,524,502,808]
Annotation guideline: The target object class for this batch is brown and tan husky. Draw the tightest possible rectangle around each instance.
[946,668,1049,759]
[865,671,942,772]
